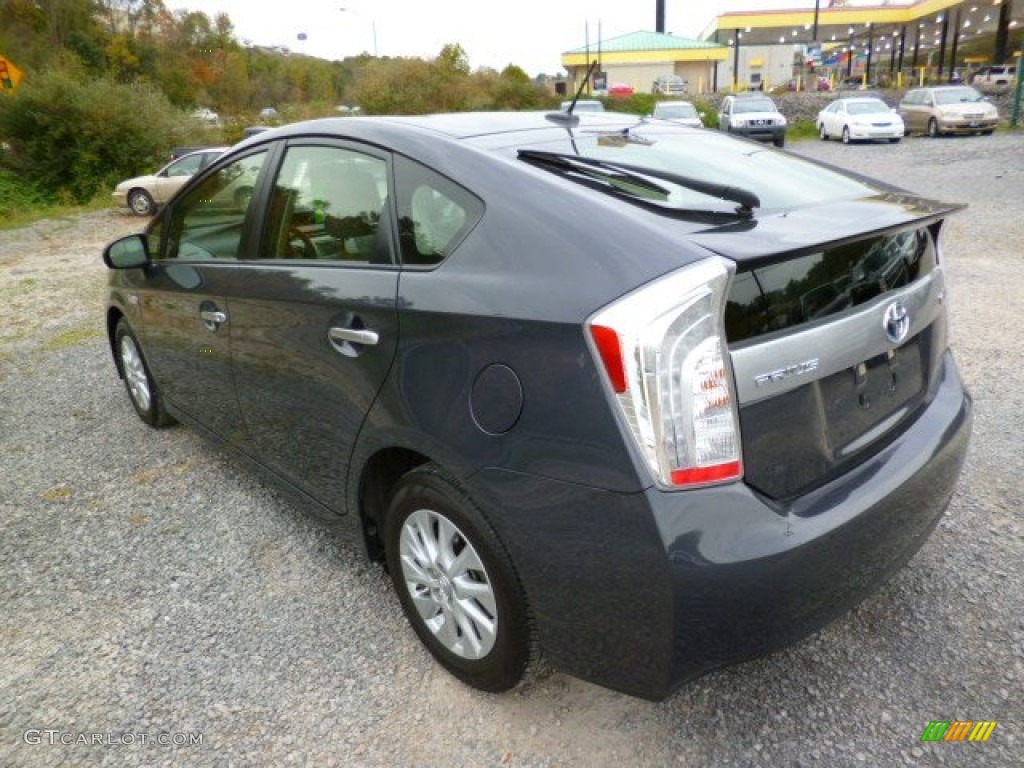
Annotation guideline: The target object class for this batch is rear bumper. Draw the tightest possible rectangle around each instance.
[938,116,998,133]
[470,352,971,699]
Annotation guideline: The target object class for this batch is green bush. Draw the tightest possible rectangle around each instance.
[0,167,48,219]
[0,70,185,203]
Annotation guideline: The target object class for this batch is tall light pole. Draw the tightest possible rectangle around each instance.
[339,7,378,57]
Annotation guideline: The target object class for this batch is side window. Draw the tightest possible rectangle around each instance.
[394,155,483,267]
[164,150,268,261]
[165,154,204,178]
[262,145,390,262]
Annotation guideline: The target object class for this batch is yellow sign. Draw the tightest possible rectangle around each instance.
[0,55,24,95]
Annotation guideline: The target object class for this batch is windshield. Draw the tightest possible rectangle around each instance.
[847,100,890,115]
[512,127,877,211]
[734,99,777,114]
[935,87,985,105]
[656,104,698,119]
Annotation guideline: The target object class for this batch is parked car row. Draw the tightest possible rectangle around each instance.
[817,85,1000,144]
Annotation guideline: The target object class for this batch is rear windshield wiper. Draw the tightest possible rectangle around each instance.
[518,149,672,198]
[518,149,761,218]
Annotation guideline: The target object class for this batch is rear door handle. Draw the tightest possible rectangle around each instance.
[329,327,379,346]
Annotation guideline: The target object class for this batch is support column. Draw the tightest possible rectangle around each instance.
[898,25,907,72]
[866,31,874,82]
[994,0,1011,64]
[948,9,961,81]
[911,23,920,70]
[733,29,740,90]
[936,14,949,81]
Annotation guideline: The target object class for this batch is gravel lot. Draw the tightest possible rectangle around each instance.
[2,132,1022,767]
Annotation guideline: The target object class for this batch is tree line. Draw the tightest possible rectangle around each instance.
[0,0,553,207]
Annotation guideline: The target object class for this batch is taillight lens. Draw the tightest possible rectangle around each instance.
[588,258,742,489]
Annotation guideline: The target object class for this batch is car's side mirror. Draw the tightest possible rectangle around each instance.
[104,234,150,269]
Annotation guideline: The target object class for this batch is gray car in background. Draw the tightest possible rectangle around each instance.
[718,93,787,146]
[102,111,972,700]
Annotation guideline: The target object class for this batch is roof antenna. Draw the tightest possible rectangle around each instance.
[567,59,599,117]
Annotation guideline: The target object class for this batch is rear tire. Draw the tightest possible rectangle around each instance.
[889,137,901,144]
[928,118,941,138]
[384,464,532,692]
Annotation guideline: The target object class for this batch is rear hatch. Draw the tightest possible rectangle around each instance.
[694,207,958,500]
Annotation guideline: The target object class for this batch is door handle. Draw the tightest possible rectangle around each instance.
[200,309,227,332]
[329,327,379,346]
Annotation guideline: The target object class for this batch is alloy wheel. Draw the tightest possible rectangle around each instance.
[120,334,151,413]
[398,507,498,659]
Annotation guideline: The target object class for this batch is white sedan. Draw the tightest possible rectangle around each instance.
[817,97,905,144]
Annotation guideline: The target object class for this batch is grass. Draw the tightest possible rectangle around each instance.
[43,327,104,350]
[0,277,38,297]
[0,169,110,232]
[787,120,821,141]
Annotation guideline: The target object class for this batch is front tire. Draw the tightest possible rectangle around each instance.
[773,134,785,148]
[928,118,941,138]
[384,464,531,692]
[128,189,156,216]
[819,123,828,141]
[842,126,851,144]
[115,320,175,427]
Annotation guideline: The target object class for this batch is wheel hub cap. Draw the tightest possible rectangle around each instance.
[398,508,498,660]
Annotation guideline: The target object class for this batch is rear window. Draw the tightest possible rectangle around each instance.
[725,227,936,343]
[515,128,875,212]
[655,103,698,119]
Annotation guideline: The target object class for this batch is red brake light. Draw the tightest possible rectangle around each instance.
[590,325,627,393]
[671,461,742,486]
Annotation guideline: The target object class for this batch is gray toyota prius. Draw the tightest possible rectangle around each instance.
[103,111,972,700]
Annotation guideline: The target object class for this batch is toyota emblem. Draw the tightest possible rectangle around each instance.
[883,300,910,344]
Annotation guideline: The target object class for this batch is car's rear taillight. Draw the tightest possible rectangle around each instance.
[588,258,742,489]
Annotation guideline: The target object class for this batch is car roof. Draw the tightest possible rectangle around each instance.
[178,146,228,158]
[253,111,645,142]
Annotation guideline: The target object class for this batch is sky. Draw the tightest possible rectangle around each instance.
[165,0,814,76]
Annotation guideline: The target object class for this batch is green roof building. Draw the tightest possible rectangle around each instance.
[562,30,728,95]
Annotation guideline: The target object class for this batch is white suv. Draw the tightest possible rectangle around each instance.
[971,64,1018,90]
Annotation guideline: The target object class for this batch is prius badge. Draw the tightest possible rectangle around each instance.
[883,300,910,344]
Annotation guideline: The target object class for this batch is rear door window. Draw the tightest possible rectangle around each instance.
[394,156,483,266]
